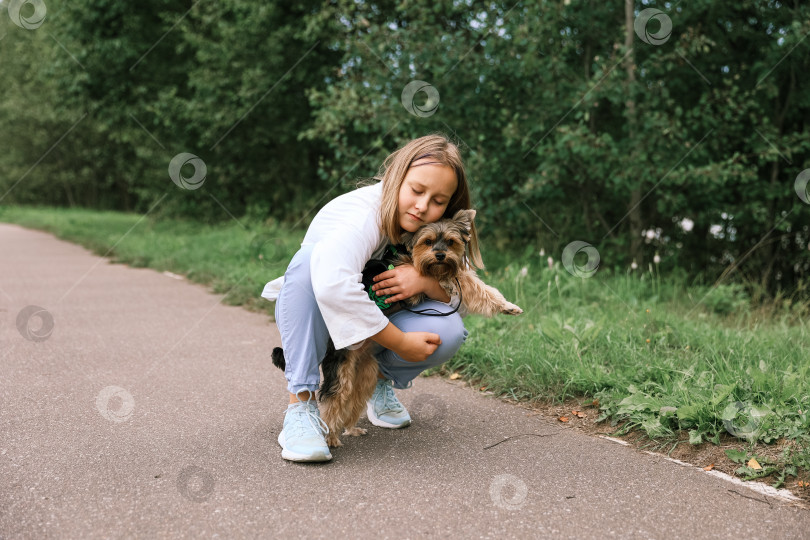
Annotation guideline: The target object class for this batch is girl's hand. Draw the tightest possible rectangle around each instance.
[371,264,429,304]
[397,331,442,362]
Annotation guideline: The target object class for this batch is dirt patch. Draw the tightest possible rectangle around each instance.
[443,377,810,507]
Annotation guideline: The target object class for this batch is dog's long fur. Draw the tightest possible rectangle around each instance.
[272,209,522,447]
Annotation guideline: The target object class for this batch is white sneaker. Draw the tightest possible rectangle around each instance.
[366,379,411,429]
[278,397,332,462]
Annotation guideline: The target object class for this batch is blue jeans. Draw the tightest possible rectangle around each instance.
[275,244,468,393]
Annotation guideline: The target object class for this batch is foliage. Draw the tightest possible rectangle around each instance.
[2,0,810,295]
[701,283,750,315]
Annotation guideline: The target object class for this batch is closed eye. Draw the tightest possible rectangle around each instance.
[412,188,447,205]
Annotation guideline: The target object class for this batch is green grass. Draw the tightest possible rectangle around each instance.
[3,204,809,489]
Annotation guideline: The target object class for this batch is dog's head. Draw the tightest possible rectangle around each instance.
[402,209,475,281]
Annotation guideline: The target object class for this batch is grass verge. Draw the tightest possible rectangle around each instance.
[2,204,809,500]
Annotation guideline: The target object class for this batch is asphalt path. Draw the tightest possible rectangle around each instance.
[1,222,808,539]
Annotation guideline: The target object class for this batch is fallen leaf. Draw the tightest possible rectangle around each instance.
[747,458,762,470]
[558,416,569,422]
[572,410,586,418]
[797,480,808,488]
[449,373,461,380]
[703,464,714,471]
[480,386,487,391]
[591,399,599,407]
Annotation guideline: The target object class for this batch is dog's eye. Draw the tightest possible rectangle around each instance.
[447,239,454,246]
[424,239,432,246]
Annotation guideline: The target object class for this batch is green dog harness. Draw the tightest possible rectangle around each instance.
[361,243,407,311]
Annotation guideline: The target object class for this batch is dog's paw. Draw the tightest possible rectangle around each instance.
[325,434,343,448]
[343,427,368,437]
[501,302,523,315]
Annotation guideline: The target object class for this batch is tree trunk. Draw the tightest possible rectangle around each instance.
[62,179,75,207]
[624,0,643,266]
[759,65,795,292]
[759,160,781,291]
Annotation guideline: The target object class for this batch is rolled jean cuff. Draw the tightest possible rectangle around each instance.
[287,382,321,395]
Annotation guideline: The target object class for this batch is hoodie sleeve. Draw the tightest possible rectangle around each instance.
[309,212,390,350]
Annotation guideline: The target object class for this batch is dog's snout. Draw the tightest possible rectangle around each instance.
[435,251,446,261]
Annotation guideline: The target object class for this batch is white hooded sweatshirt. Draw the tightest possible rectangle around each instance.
[261,181,461,350]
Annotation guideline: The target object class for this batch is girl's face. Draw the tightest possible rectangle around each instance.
[397,159,458,233]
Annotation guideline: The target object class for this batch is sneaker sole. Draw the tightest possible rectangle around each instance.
[278,432,332,462]
[366,402,411,429]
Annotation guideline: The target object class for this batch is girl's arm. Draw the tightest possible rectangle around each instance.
[371,321,441,362]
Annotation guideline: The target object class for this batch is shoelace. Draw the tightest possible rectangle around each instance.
[376,380,404,412]
[287,399,330,438]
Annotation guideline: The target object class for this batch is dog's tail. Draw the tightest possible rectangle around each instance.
[271,347,286,370]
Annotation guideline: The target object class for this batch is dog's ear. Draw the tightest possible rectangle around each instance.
[452,209,476,224]
[452,209,476,240]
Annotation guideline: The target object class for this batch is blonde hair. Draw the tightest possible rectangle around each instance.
[370,133,484,270]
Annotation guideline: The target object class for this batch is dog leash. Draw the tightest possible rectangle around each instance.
[365,242,466,317]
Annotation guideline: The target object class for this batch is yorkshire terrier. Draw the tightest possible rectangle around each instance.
[272,209,522,447]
